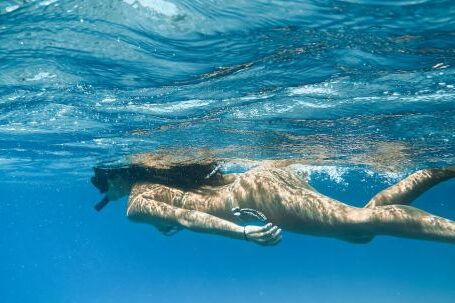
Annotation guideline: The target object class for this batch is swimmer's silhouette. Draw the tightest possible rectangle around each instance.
[91,154,455,246]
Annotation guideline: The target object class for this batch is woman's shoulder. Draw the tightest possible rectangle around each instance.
[130,182,184,202]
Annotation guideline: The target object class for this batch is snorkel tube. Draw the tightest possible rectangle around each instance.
[91,170,112,212]
[94,196,110,212]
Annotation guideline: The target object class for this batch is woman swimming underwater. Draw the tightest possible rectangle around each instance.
[91,154,455,246]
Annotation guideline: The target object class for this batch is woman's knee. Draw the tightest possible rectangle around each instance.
[336,208,375,241]
[345,208,373,225]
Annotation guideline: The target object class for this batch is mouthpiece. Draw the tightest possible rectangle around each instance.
[94,196,110,212]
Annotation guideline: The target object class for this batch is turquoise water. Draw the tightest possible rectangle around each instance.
[1,0,455,302]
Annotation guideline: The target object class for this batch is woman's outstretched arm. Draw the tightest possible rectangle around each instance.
[126,187,282,246]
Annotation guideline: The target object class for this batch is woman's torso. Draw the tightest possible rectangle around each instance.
[128,165,321,224]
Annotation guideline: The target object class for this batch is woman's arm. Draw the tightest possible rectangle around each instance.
[126,191,282,245]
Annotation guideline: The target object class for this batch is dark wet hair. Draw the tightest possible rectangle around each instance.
[91,160,223,193]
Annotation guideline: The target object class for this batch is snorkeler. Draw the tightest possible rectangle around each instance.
[91,155,455,246]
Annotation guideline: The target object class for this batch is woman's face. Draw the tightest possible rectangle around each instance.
[106,175,132,201]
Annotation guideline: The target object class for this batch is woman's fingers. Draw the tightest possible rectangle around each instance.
[245,223,282,246]
[260,227,282,245]
[270,227,281,239]
[245,223,273,237]
[257,233,281,246]
[268,234,282,245]
[255,225,278,238]
[248,223,273,234]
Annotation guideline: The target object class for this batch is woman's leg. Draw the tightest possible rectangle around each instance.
[365,166,455,208]
[284,201,455,244]
[363,204,455,244]
[256,166,455,244]
[359,166,455,244]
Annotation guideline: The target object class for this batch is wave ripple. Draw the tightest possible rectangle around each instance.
[1,0,454,181]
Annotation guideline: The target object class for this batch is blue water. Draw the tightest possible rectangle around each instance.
[1,0,455,302]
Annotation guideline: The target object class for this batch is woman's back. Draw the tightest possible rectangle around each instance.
[127,163,320,225]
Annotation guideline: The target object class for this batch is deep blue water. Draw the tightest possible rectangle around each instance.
[1,0,455,302]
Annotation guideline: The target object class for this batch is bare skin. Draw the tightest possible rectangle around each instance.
[105,162,455,246]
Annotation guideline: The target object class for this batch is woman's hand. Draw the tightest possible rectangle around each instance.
[244,223,282,246]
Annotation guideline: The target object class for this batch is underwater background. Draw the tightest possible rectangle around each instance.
[0,0,454,302]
